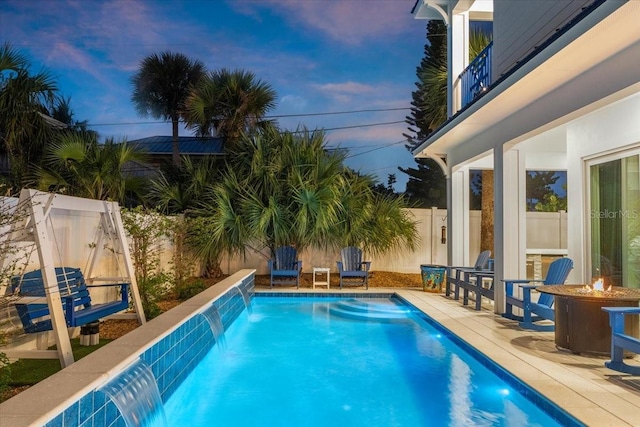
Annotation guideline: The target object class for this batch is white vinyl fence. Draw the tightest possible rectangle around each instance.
[0,202,568,282]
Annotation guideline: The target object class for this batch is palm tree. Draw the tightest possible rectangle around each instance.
[191,125,418,273]
[185,69,277,149]
[35,131,149,204]
[131,51,206,166]
[331,171,419,256]
[0,43,59,188]
[149,155,222,214]
[405,24,493,252]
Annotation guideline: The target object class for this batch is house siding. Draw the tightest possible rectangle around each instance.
[492,0,593,80]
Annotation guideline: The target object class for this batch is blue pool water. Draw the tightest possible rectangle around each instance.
[163,297,578,427]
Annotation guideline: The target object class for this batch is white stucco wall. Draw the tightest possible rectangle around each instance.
[566,91,640,283]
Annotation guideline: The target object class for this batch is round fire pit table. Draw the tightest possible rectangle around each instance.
[537,285,640,355]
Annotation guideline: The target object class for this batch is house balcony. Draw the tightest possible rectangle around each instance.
[459,41,493,109]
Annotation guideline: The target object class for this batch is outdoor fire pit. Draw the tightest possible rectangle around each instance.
[537,284,640,355]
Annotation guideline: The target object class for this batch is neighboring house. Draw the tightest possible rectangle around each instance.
[126,135,224,175]
[411,0,640,312]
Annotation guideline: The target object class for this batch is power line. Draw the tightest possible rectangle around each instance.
[266,107,409,118]
[88,119,407,134]
[345,138,409,158]
[86,106,410,127]
[310,120,405,133]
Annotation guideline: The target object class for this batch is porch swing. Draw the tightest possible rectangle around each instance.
[1,189,146,367]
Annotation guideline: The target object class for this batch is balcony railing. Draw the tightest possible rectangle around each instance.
[460,41,493,109]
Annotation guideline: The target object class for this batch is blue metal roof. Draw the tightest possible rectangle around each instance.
[128,136,224,155]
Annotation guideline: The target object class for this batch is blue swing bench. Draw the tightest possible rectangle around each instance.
[10,267,129,333]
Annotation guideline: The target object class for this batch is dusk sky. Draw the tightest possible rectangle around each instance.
[1,0,428,191]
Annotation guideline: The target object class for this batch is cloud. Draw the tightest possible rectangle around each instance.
[232,0,417,45]
[311,81,375,103]
[315,81,374,95]
[280,95,308,111]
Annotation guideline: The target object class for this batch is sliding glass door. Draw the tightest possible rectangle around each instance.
[590,154,640,288]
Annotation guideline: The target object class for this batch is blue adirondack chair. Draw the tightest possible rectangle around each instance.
[445,250,492,299]
[602,307,640,375]
[267,246,302,288]
[503,257,574,331]
[337,247,371,289]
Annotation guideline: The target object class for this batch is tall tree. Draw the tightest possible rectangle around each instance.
[131,51,205,166]
[0,43,58,188]
[404,20,448,149]
[192,125,418,272]
[185,68,277,150]
[526,171,560,210]
[399,158,446,208]
[402,21,493,250]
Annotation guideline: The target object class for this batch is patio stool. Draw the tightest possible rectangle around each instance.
[313,267,330,289]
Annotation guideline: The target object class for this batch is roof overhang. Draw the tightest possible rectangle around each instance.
[413,0,640,165]
[411,0,494,23]
[38,112,67,129]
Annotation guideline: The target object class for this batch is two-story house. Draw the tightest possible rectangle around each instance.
[411,0,640,312]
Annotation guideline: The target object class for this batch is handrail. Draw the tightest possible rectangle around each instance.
[460,41,493,108]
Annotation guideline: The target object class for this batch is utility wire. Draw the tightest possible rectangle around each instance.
[265,107,409,118]
[86,106,410,127]
[345,138,409,158]
[88,119,408,136]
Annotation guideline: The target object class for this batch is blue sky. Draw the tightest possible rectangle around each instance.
[1,0,428,191]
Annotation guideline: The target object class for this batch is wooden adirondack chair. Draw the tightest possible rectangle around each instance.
[336,247,371,289]
[267,246,302,288]
[502,257,574,331]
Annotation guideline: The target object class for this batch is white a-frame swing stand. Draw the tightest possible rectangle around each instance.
[2,189,146,367]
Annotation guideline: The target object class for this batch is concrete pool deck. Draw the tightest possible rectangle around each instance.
[261,286,640,426]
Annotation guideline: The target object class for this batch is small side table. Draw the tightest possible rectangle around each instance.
[313,267,330,289]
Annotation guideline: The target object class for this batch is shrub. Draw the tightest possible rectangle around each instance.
[175,279,207,301]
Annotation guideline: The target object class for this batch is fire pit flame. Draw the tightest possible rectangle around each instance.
[593,278,604,291]
[580,278,613,294]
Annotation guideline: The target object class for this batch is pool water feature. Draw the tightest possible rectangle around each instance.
[163,296,580,427]
[234,285,253,314]
[201,304,227,350]
[99,358,167,427]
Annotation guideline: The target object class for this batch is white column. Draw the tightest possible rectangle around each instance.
[494,148,527,314]
[450,168,470,267]
[448,11,469,116]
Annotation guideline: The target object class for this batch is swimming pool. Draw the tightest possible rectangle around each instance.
[163,296,581,427]
[0,272,585,426]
